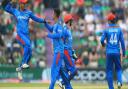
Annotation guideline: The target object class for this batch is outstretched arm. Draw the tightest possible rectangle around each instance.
[30,12,53,32]
[3,0,16,14]
[47,32,62,39]
[44,22,53,32]
[30,12,45,23]
[47,26,63,39]
[100,30,106,47]
[120,30,125,57]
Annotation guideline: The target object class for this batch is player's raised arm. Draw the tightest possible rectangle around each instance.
[30,12,54,32]
[120,30,126,57]
[47,33,61,39]
[100,30,106,47]
[30,12,45,23]
[47,27,62,39]
[3,0,16,14]
[44,22,53,32]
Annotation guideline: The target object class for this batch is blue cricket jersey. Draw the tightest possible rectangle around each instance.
[63,25,73,55]
[45,21,64,53]
[100,24,125,56]
[4,3,44,35]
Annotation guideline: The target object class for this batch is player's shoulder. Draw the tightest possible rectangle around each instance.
[113,26,122,32]
[102,28,107,33]
[54,23,62,32]
[106,25,121,32]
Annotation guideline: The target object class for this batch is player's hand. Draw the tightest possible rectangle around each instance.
[72,50,78,61]
[43,19,47,24]
[41,15,46,23]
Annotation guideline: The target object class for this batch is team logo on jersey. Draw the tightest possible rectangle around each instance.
[58,29,62,33]
[17,16,28,20]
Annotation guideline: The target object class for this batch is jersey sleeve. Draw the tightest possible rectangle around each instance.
[100,30,107,47]
[44,22,53,32]
[30,12,45,23]
[47,25,62,39]
[4,3,16,15]
[120,30,125,57]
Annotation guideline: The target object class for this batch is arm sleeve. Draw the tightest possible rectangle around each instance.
[120,30,125,57]
[100,30,106,47]
[47,33,62,39]
[4,3,15,14]
[44,22,53,32]
[47,26,62,39]
[30,12,45,23]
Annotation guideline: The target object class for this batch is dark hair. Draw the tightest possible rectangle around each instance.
[65,20,73,26]
[53,8,61,18]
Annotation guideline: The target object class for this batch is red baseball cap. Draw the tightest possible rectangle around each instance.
[19,0,28,4]
[64,14,73,23]
[107,13,116,21]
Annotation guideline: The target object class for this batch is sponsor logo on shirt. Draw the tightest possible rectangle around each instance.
[17,16,28,20]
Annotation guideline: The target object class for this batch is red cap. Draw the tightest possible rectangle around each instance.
[64,14,73,23]
[19,0,28,4]
[107,13,116,21]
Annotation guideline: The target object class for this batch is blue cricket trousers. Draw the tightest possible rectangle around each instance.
[49,52,72,89]
[64,49,77,80]
[106,53,122,89]
[16,33,32,67]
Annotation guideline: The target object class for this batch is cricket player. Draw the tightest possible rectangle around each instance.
[2,0,45,71]
[63,14,77,80]
[43,9,73,89]
[57,14,78,89]
[100,13,125,89]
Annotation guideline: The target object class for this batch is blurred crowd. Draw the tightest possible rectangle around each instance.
[0,0,128,68]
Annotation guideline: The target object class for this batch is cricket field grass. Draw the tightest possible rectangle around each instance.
[0,83,127,89]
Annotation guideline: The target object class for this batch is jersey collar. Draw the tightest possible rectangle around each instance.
[109,24,117,27]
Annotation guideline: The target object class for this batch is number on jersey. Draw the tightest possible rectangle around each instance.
[110,33,117,44]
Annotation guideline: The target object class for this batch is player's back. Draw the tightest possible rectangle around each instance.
[104,26,122,54]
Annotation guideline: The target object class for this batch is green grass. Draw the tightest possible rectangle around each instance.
[0,83,127,89]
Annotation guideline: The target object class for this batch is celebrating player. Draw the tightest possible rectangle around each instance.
[2,0,45,71]
[100,13,125,89]
[43,9,73,89]
[57,14,78,89]
[63,13,77,80]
